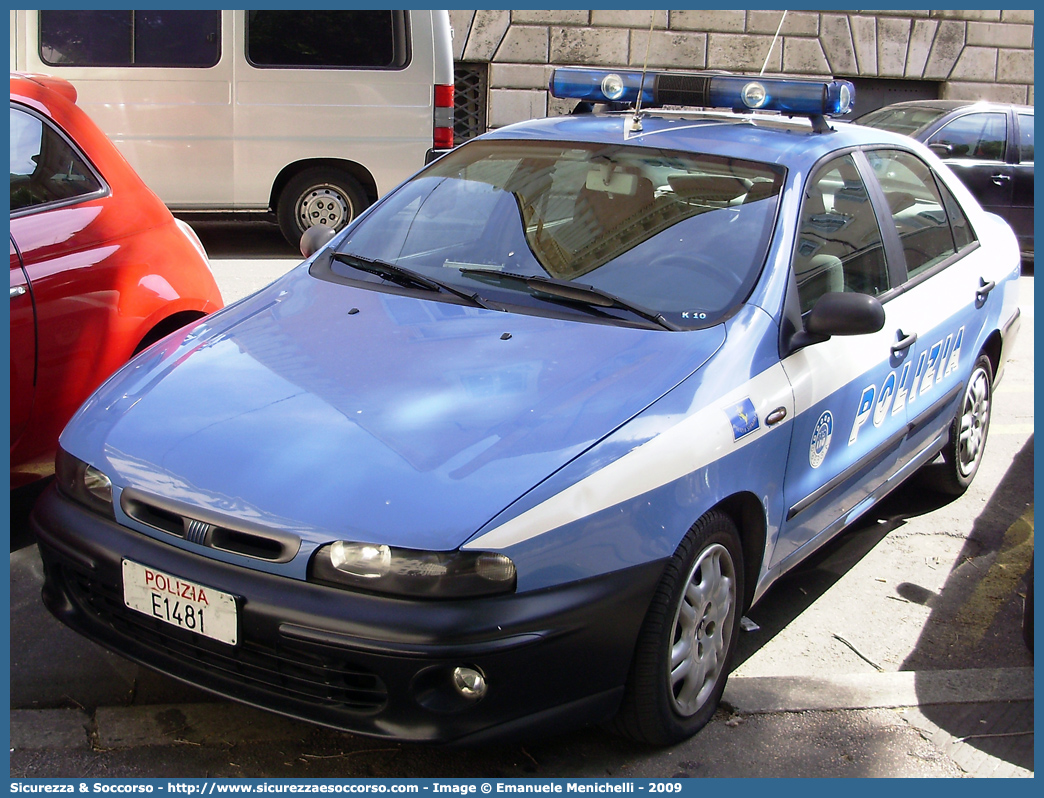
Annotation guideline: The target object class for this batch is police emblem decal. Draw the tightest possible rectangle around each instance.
[728,398,760,441]
[809,410,833,469]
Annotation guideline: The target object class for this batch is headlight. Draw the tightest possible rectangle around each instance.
[309,541,516,599]
[55,447,114,518]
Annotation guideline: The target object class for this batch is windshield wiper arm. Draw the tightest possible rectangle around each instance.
[459,267,680,331]
[332,252,495,310]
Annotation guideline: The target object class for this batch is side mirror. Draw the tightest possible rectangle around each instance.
[791,292,885,349]
[300,224,337,259]
[928,142,954,158]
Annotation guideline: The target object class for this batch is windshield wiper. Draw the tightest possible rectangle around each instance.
[459,267,680,331]
[332,252,495,310]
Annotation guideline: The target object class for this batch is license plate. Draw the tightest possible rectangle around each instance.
[122,560,238,645]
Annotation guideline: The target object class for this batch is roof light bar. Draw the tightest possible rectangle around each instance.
[550,67,855,117]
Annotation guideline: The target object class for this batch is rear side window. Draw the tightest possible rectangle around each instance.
[39,10,220,68]
[1018,113,1033,162]
[246,11,408,69]
[866,149,976,280]
[10,106,104,212]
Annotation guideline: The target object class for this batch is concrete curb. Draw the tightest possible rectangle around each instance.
[10,667,1034,752]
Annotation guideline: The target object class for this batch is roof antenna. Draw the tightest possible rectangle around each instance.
[760,10,787,76]
[630,11,657,134]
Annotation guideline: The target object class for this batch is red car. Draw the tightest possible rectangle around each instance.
[10,73,223,489]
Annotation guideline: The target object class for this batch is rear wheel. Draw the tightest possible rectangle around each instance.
[613,510,744,745]
[277,167,368,249]
[938,354,993,495]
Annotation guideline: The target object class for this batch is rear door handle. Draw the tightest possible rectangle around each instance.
[991,173,1012,186]
[10,285,26,299]
[891,329,917,355]
[976,277,996,304]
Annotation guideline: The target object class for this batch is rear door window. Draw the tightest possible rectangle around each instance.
[866,150,965,279]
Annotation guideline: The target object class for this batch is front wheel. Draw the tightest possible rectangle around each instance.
[277,167,369,249]
[938,353,994,495]
[612,510,744,745]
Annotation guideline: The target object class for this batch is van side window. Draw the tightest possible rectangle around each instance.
[39,10,220,68]
[247,11,408,69]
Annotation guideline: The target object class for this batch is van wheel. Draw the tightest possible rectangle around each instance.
[277,167,368,248]
[612,510,744,745]
[938,354,993,495]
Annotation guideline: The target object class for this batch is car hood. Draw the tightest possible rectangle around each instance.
[64,266,725,551]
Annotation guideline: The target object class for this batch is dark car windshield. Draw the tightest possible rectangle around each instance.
[321,140,784,329]
[856,105,950,136]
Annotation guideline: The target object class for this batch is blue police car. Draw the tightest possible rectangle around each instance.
[32,68,1021,745]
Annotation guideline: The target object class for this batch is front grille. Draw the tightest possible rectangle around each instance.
[62,562,388,713]
[121,491,299,563]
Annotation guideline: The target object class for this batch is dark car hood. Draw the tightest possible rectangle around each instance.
[64,267,725,551]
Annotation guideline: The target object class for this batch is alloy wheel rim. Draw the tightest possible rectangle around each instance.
[668,542,736,716]
[957,366,990,477]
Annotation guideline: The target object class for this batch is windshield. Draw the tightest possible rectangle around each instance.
[856,105,949,136]
[320,140,784,329]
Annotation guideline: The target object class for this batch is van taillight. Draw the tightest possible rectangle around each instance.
[434,83,454,149]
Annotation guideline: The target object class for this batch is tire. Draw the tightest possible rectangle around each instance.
[612,510,744,745]
[277,167,369,249]
[938,353,993,495]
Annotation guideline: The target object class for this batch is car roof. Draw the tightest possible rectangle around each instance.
[10,71,79,105]
[481,109,918,173]
[862,98,1033,115]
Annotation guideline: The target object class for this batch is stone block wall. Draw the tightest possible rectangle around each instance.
[447,9,1034,129]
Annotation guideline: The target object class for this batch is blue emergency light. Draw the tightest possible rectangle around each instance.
[549,67,855,118]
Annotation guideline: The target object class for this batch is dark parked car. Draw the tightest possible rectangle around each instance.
[855,100,1033,262]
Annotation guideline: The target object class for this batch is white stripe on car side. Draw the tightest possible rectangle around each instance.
[465,362,795,550]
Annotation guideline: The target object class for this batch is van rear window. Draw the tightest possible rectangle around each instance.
[246,11,408,70]
[39,10,220,68]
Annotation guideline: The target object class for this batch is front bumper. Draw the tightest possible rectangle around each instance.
[32,486,665,744]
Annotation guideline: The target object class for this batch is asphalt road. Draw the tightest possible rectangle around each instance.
[8,221,1034,778]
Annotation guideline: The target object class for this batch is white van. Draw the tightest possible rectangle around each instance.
[10,9,455,245]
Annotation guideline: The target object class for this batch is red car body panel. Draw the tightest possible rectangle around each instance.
[10,73,224,488]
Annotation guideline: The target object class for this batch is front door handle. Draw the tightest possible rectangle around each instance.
[891,329,917,356]
[10,285,26,299]
[991,173,1012,186]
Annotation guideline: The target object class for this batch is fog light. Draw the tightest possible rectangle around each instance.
[452,667,487,700]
